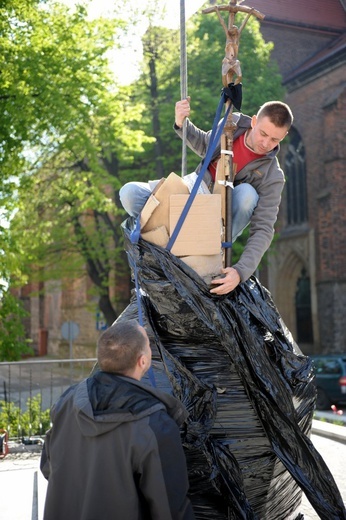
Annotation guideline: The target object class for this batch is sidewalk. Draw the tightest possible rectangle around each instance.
[0,418,345,520]
[0,446,47,520]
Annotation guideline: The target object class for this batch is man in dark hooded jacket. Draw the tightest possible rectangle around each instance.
[40,319,195,520]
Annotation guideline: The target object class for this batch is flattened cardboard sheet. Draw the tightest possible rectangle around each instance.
[169,194,221,256]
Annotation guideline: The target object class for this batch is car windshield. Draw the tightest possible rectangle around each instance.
[314,359,342,375]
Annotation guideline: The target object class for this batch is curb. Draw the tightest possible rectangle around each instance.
[7,441,43,455]
[311,419,346,444]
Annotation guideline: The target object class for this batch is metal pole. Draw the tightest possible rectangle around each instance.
[180,0,188,177]
[68,321,73,359]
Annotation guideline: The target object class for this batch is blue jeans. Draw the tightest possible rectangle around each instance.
[119,181,258,242]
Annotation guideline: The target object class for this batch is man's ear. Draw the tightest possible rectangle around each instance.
[138,354,146,368]
[138,353,150,378]
[251,115,257,129]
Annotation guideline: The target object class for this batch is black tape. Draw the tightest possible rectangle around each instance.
[222,82,243,111]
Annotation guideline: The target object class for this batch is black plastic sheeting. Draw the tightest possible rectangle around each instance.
[117,218,346,520]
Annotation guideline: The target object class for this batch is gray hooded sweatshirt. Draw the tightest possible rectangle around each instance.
[41,371,195,520]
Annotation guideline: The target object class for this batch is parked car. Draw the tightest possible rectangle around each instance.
[310,354,346,409]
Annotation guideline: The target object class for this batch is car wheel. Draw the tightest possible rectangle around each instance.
[316,388,331,410]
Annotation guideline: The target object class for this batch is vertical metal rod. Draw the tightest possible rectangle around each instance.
[180,0,188,177]
[18,365,22,438]
[29,369,33,437]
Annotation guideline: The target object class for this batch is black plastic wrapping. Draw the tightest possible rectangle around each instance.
[118,218,346,520]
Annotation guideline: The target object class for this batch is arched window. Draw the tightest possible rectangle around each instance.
[295,268,313,344]
[284,128,308,225]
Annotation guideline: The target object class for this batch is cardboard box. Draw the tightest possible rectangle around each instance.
[139,172,223,281]
[140,173,189,233]
[141,226,169,248]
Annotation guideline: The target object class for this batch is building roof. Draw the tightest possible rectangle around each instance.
[283,32,346,84]
[248,0,346,33]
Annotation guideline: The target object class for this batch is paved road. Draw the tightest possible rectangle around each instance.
[301,433,346,519]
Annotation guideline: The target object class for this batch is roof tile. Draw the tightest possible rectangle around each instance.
[247,0,346,32]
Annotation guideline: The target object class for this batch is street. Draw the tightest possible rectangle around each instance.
[0,430,345,519]
[301,433,346,519]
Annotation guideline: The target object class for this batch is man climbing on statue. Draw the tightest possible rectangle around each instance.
[120,96,293,296]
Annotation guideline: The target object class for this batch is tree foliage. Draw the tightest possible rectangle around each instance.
[1,0,150,328]
[0,287,32,361]
[1,0,116,177]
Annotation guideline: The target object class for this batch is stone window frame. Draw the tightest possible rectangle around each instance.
[284,127,308,226]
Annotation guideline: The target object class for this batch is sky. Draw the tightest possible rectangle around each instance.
[85,0,207,29]
[59,0,207,84]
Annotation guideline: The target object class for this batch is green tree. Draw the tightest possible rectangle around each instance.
[1,0,116,178]
[1,0,151,326]
[0,287,32,361]
[10,86,151,324]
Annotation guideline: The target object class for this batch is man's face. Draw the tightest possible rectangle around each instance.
[247,115,288,155]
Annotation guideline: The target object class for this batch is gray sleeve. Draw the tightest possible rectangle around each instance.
[174,119,212,159]
[233,164,285,282]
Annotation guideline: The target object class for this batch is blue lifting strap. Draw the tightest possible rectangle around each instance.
[129,220,157,387]
[128,90,232,388]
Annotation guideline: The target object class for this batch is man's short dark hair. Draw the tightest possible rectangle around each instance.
[257,101,293,129]
[97,319,146,374]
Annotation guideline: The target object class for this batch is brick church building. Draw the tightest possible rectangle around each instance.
[250,0,346,353]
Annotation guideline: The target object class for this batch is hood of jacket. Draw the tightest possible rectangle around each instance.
[58,371,188,438]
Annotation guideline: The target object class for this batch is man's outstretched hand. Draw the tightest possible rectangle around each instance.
[175,96,191,128]
[210,267,241,295]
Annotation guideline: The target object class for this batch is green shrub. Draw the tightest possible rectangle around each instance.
[0,394,51,438]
